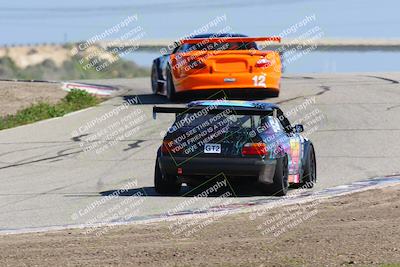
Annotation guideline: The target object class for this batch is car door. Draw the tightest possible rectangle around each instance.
[275,112,304,183]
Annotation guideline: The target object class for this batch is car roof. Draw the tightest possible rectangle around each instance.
[191,33,248,38]
[188,100,279,111]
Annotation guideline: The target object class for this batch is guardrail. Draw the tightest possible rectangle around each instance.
[1,39,400,52]
[98,39,400,52]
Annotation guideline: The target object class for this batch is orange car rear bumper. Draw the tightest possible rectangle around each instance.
[174,72,280,93]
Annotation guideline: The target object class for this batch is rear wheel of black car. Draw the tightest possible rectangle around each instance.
[166,67,176,101]
[266,156,289,196]
[151,64,160,94]
[301,145,317,188]
[154,158,181,195]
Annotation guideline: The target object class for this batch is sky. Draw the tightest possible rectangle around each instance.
[1,0,400,45]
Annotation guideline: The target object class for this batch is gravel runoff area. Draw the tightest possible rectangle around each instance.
[0,81,66,116]
[1,185,399,267]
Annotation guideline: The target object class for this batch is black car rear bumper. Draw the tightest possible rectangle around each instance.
[159,156,276,184]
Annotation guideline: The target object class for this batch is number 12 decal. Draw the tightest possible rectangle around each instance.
[252,75,266,87]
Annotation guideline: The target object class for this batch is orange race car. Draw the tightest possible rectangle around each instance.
[151,33,282,100]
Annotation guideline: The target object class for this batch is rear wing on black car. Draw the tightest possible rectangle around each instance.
[152,105,294,133]
[152,105,277,119]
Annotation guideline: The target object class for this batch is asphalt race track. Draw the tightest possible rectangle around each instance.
[1,73,399,232]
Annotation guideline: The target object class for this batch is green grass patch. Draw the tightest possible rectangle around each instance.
[0,89,100,130]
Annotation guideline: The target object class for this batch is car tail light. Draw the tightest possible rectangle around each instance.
[242,143,268,156]
[188,59,206,70]
[255,58,271,68]
[161,140,182,154]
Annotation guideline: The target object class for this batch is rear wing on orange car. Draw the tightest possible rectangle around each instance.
[180,37,281,45]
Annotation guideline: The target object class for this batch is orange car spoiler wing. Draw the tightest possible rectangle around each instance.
[180,37,281,44]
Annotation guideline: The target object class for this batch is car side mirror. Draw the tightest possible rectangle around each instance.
[294,124,304,133]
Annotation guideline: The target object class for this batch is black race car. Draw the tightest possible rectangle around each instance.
[153,100,316,196]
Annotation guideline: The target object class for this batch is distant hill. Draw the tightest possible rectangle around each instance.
[0,44,149,80]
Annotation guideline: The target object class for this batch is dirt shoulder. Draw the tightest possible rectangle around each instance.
[0,81,66,116]
[1,186,399,267]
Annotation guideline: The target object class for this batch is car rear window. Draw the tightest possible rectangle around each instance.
[174,114,273,130]
[180,41,257,52]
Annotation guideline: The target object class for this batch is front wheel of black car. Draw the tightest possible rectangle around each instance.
[154,158,181,195]
[265,156,289,196]
[301,145,317,188]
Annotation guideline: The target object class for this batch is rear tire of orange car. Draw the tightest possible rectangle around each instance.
[269,91,279,97]
[166,67,176,101]
[151,64,160,94]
